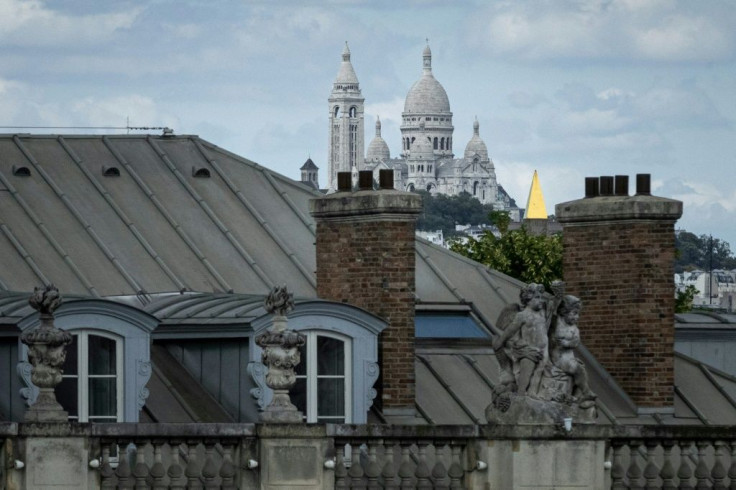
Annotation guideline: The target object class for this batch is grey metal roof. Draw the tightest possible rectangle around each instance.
[0,133,521,333]
[414,342,736,426]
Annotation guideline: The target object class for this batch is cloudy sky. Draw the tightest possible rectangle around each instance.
[2,0,735,245]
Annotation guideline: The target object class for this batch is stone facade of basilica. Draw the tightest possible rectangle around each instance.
[324,42,519,217]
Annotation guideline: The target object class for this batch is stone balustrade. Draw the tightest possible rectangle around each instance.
[2,423,736,489]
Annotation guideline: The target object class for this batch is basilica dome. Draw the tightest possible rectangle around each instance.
[366,117,390,162]
[408,123,434,160]
[403,44,450,114]
[464,119,489,160]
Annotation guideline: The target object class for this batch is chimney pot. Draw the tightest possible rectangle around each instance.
[599,176,614,196]
[585,177,599,198]
[358,171,373,190]
[615,175,629,196]
[636,174,651,195]
[379,169,394,190]
[337,172,352,192]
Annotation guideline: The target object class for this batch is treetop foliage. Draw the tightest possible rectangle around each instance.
[416,190,497,236]
[675,231,736,272]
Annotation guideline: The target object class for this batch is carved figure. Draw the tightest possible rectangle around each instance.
[488,281,596,424]
[544,295,596,408]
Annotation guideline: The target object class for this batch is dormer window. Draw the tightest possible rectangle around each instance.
[102,166,120,177]
[192,167,211,178]
[12,165,30,177]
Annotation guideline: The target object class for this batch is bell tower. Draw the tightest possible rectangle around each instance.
[328,42,365,191]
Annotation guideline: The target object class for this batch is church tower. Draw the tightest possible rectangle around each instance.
[328,42,365,191]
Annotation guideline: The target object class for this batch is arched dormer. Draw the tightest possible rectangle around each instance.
[17,298,158,422]
[249,300,386,423]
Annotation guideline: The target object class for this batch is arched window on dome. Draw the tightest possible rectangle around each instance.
[349,106,357,118]
[334,106,340,118]
[433,137,438,150]
[406,183,415,192]
[440,138,445,150]
[473,181,479,196]
[411,137,415,145]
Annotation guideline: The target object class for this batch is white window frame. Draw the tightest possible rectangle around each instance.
[62,331,124,423]
[296,331,352,423]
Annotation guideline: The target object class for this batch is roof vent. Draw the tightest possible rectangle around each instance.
[192,167,211,178]
[102,165,120,177]
[162,127,174,137]
[12,165,30,177]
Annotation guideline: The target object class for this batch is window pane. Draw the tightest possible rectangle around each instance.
[291,377,307,415]
[89,378,117,417]
[57,377,78,417]
[294,342,307,376]
[317,337,344,375]
[61,335,78,375]
[317,378,344,417]
[88,335,116,375]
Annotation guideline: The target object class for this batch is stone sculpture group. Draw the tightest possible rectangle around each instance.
[486,281,597,425]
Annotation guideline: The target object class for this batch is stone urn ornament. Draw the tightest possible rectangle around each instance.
[255,285,306,423]
[21,285,72,422]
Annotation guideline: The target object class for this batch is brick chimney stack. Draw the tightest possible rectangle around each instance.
[556,174,682,410]
[310,170,422,416]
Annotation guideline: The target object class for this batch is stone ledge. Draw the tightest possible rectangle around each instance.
[556,195,682,223]
[310,189,422,221]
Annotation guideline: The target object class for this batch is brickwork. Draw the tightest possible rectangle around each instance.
[311,190,422,411]
[562,221,677,407]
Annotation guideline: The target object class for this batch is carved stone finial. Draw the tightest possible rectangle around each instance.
[264,285,294,317]
[21,284,72,422]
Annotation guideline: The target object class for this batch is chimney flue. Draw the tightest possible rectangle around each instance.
[337,172,352,192]
[599,176,614,196]
[379,169,394,190]
[585,177,599,198]
[358,171,373,190]
[614,175,629,196]
[636,174,651,195]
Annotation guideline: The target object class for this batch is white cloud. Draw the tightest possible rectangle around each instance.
[71,95,179,129]
[0,0,142,47]
[365,97,404,126]
[469,0,736,62]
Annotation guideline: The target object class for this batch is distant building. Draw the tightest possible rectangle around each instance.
[676,269,736,311]
[324,42,519,217]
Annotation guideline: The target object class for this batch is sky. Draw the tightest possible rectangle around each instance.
[1,0,735,245]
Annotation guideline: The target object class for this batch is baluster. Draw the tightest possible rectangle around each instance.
[149,440,166,490]
[365,441,382,490]
[660,440,677,490]
[382,442,399,490]
[713,441,727,490]
[729,441,736,490]
[431,442,450,490]
[348,442,366,489]
[186,441,204,490]
[611,441,627,490]
[678,441,694,490]
[201,442,219,489]
[100,442,116,489]
[116,442,134,489]
[132,441,150,490]
[398,443,415,489]
[335,442,349,489]
[415,441,432,489]
[644,440,661,490]
[694,441,710,490]
[219,442,237,490]
[627,440,645,490]
[448,443,465,490]
[168,441,186,490]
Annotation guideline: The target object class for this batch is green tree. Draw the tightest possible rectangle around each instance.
[675,231,736,272]
[675,285,699,313]
[449,226,563,289]
[417,191,497,236]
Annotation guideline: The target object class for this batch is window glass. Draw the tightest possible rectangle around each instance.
[89,378,117,419]
[318,378,345,418]
[317,336,344,375]
[62,336,78,375]
[57,377,78,418]
[89,335,116,375]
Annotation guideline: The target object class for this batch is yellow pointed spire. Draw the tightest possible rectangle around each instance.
[525,170,548,219]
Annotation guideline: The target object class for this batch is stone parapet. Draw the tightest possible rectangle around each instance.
[556,194,682,224]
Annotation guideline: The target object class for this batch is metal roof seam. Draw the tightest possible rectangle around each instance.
[0,222,49,287]
[416,354,481,424]
[57,136,187,292]
[101,136,232,293]
[146,137,273,290]
[12,136,143,292]
[0,167,98,296]
[674,384,710,425]
[189,139,315,288]
[697,362,736,411]
[416,246,466,302]
[260,170,317,236]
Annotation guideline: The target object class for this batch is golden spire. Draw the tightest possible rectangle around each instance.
[525,170,548,219]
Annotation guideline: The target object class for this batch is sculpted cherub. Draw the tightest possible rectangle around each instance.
[548,295,596,408]
[493,282,561,396]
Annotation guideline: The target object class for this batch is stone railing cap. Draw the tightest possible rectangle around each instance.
[555,194,683,223]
